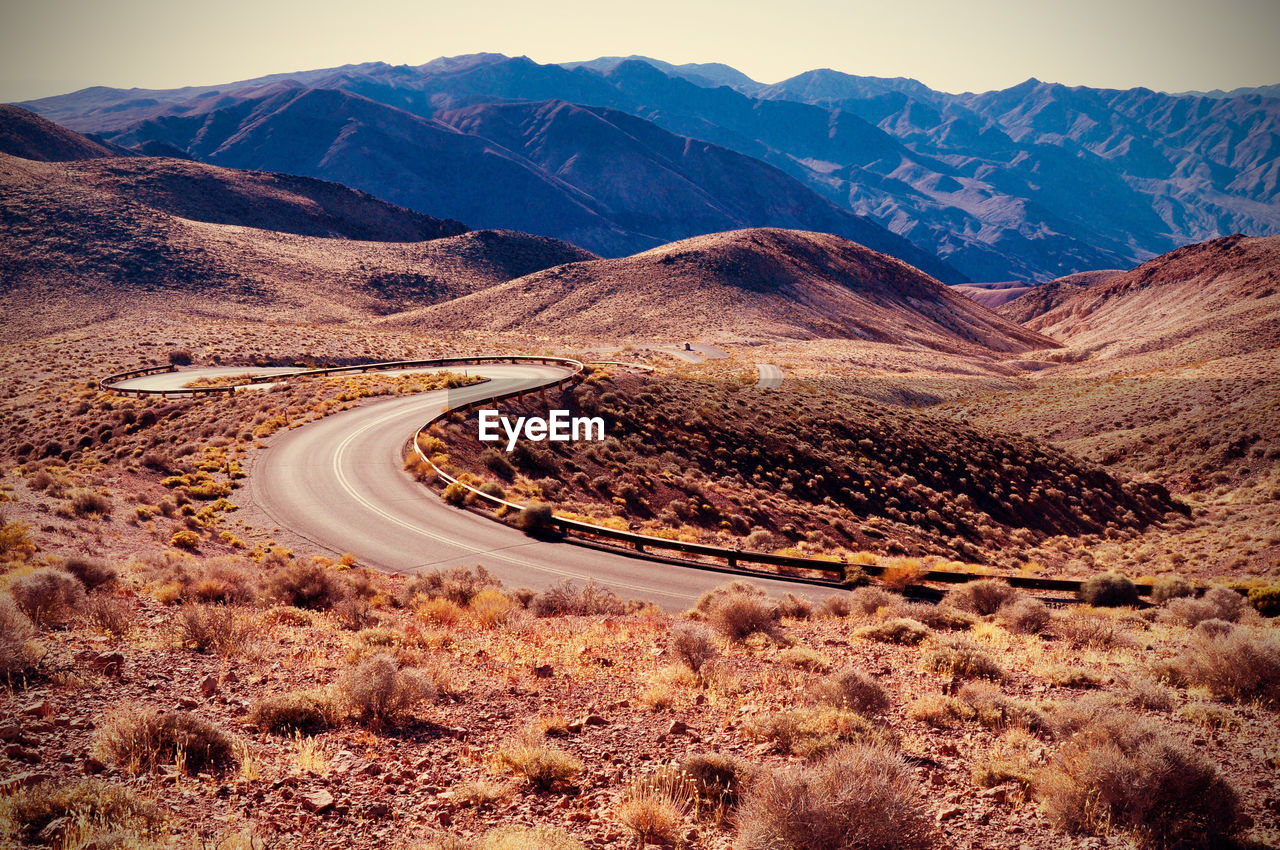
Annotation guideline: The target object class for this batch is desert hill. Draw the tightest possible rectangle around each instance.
[0,104,121,161]
[994,270,1124,323]
[0,149,593,338]
[1009,235,1280,358]
[390,228,1056,352]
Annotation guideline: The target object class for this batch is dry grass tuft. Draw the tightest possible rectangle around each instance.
[248,689,341,734]
[744,706,890,759]
[0,779,163,847]
[946,579,1021,616]
[176,603,257,654]
[855,618,929,645]
[614,766,697,846]
[92,706,238,775]
[492,730,583,789]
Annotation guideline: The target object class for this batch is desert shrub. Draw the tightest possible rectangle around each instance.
[469,588,516,628]
[0,779,163,847]
[907,693,970,728]
[854,618,929,645]
[69,489,112,518]
[1127,679,1176,712]
[248,689,340,734]
[695,582,782,643]
[818,594,853,617]
[971,729,1039,791]
[170,529,200,550]
[63,556,117,590]
[1159,628,1280,705]
[947,579,1020,616]
[777,593,814,619]
[668,622,718,674]
[846,586,896,616]
[92,706,238,774]
[265,559,347,609]
[530,580,628,617]
[0,594,42,681]
[417,596,464,626]
[1152,574,1194,604]
[680,752,754,812]
[1193,618,1235,639]
[810,668,890,716]
[1078,572,1138,607]
[893,601,975,631]
[406,565,500,606]
[1164,586,1250,627]
[168,349,193,366]
[925,639,1003,680]
[1035,716,1241,848]
[879,558,926,591]
[997,597,1051,634]
[441,481,468,505]
[780,645,831,671]
[614,766,697,846]
[82,595,137,637]
[0,519,36,560]
[339,653,436,727]
[492,730,582,788]
[1248,585,1280,617]
[736,743,933,850]
[9,566,85,625]
[334,597,378,630]
[1051,611,1135,650]
[744,706,888,758]
[957,683,1050,734]
[479,449,516,480]
[516,503,555,535]
[176,604,256,654]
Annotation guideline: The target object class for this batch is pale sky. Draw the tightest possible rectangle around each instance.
[2,0,1278,103]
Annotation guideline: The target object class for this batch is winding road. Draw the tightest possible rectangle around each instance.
[122,362,828,610]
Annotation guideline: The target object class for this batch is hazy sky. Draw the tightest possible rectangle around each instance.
[3,0,1278,102]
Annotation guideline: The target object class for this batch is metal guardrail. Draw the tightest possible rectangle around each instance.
[409,370,1154,597]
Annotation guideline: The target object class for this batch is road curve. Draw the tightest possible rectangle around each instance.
[755,363,784,389]
[206,363,831,611]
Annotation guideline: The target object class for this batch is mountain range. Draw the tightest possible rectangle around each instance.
[17,54,1279,282]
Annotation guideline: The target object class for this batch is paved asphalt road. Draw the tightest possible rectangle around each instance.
[755,363,784,389]
[122,363,833,611]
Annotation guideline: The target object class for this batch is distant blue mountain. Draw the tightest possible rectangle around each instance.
[21,54,1279,281]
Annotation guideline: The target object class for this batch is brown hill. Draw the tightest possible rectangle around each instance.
[996,269,1123,324]
[391,228,1055,351]
[1010,236,1280,358]
[952,281,1034,310]
[0,104,120,161]
[0,152,593,338]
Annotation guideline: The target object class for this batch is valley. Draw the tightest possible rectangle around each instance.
[1,74,1278,850]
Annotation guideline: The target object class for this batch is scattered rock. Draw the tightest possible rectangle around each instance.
[22,699,53,718]
[199,674,218,697]
[936,805,963,823]
[0,771,52,793]
[300,789,334,814]
[666,719,688,736]
[532,664,553,678]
